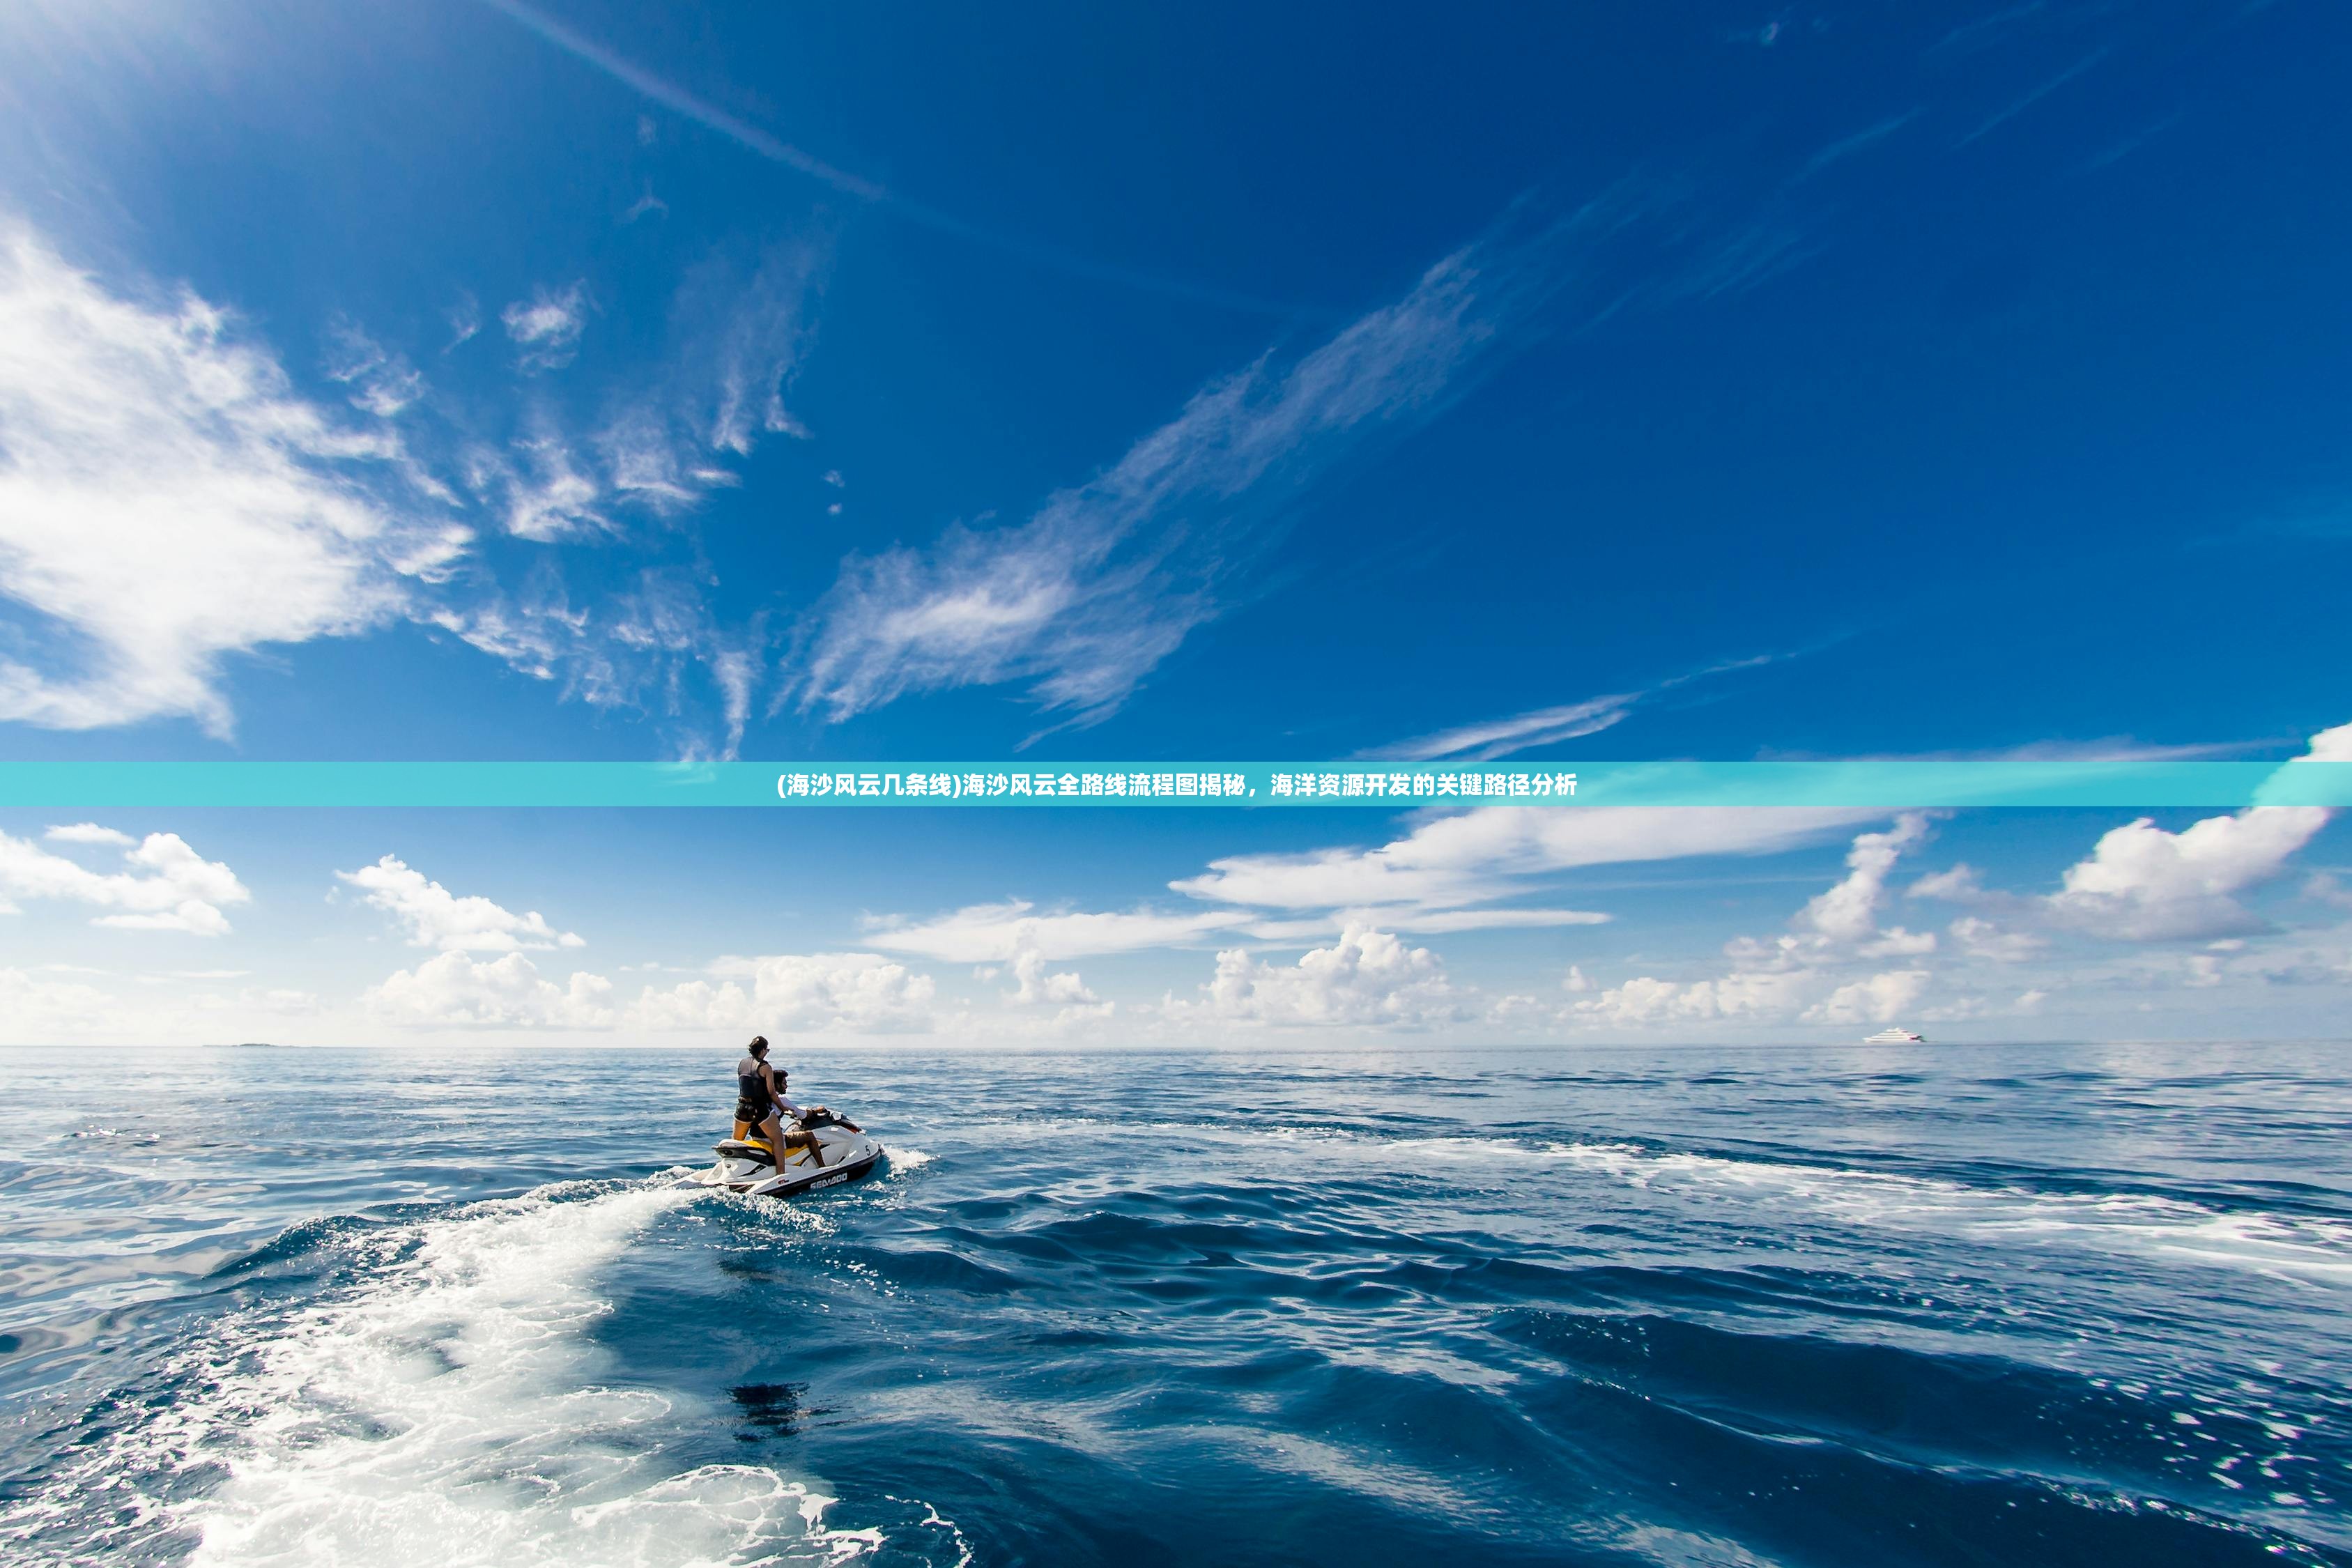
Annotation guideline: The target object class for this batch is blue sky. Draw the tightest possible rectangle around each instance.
[1,0,2349,1045]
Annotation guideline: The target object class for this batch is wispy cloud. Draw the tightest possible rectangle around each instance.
[0,215,811,753]
[321,317,426,417]
[445,293,481,350]
[1798,109,1923,179]
[863,900,1245,964]
[476,0,1305,317]
[0,224,468,735]
[500,280,589,371]
[791,196,1655,732]
[1366,654,1783,762]
[1174,806,1882,916]
[1368,695,1640,764]
[1956,47,2111,145]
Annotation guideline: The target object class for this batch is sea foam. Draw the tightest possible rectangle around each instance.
[9,1181,884,1568]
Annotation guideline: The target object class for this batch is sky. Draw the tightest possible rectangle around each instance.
[1,0,2349,1047]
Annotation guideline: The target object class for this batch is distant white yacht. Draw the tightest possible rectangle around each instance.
[1863,1027,1925,1043]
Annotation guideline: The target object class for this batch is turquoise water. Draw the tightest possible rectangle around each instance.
[1,1043,2346,1566]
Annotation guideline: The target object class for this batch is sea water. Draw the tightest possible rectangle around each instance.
[0,1042,2345,1567]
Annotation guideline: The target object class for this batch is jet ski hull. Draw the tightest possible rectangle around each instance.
[686,1125,886,1199]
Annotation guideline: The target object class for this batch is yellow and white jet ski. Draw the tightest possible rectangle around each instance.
[688,1119,886,1198]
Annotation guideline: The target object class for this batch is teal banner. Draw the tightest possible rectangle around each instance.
[0,760,2345,808]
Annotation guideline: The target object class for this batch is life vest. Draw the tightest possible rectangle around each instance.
[736,1055,773,1112]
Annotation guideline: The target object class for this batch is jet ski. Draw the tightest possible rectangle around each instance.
[686,1119,886,1198]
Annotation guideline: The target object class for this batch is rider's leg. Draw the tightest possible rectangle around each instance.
[758,1112,790,1165]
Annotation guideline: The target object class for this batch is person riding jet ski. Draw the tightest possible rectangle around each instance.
[698,1038,886,1197]
[733,1036,825,1169]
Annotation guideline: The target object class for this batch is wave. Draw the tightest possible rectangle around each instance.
[0,1180,914,1567]
[1529,1141,2352,1284]
[949,1110,2352,1285]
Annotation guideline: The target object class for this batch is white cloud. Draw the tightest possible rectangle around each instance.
[865,893,1610,974]
[0,967,115,1040]
[1370,693,1640,763]
[1174,806,1881,914]
[466,430,607,541]
[1794,814,1932,944]
[2043,718,2346,942]
[45,822,134,847]
[2044,806,2331,941]
[364,951,617,1028]
[1926,722,2352,944]
[792,204,1620,729]
[1366,655,1785,763]
[1369,906,1612,934]
[500,282,588,371]
[321,318,426,417]
[1949,915,2045,962]
[445,293,481,348]
[1907,864,1983,900]
[631,952,937,1033]
[427,569,762,760]
[337,855,585,951]
[1173,925,1466,1028]
[0,224,468,733]
[1006,949,1104,1012]
[1573,820,1942,1030]
[1803,969,1930,1026]
[1575,969,1822,1026]
[0,827,249,935]
[2306,873,2352,912]
[866,900,1249,963]
[360,947,939,1033]
[1573,966,1928,1029]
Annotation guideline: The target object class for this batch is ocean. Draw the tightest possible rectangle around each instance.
[0,1041,2345,1567]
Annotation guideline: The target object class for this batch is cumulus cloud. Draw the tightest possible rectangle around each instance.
[630,952,937,1033]
[1575,968,1822,1026]
[364,951,617,1027]
[337,855,585,951]
[0,826,249,935]
[361,947,939,1033]
[1803,969,1930,1026]
[1171,925,1466,1027]
[1794,815,1932,944]
[500,281,588,371]
[1004,950,1105,1015]
[1574,818,1942,1031]
[0,224,468,733]
[2040,723,2352,941]
[2045,808,2332,941]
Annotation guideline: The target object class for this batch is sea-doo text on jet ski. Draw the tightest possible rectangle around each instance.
[686,1119,886,1198]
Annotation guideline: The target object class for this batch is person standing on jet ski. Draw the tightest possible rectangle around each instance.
[734,1036,825,1167]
